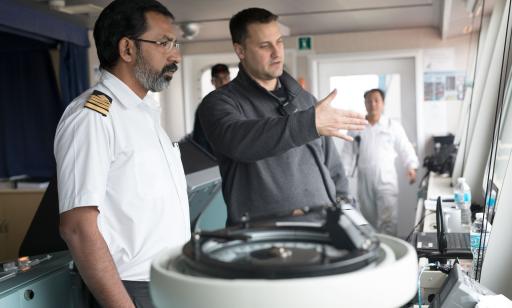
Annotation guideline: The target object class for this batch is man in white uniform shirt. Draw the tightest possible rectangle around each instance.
[343,89,418,236]
[54,1,189,307]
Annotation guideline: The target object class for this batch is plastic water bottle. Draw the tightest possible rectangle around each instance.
[470,213,491,280]
[454,178,471,232]
[485,190,497,224]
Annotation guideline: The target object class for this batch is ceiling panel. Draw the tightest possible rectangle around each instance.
[29,0,493,41]
[280,6,437,36]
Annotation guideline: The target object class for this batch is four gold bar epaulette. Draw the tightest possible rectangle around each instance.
[84,90,113,117]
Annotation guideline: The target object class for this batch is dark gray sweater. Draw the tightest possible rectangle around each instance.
[198,65,349,225]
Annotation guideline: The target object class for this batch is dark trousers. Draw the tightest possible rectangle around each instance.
[90,281,155,308]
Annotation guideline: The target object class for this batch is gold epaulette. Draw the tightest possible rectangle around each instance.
[84,90,112,117]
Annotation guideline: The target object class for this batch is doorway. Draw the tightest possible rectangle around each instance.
[310,52,422,238]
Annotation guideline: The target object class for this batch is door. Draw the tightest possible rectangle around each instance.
[315,56,418,239]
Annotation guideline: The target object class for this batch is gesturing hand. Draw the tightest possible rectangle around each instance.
[315,89,368,141]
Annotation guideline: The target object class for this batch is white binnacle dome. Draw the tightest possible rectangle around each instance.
[150,234,418,308]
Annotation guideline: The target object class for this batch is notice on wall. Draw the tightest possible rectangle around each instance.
[424,71,466,101]
[423,48,455,71]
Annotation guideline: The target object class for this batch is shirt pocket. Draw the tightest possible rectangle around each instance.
[378,129,394,145]
[134,148,168,197]
[376,130,398,190]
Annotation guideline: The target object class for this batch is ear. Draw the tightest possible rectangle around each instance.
[233,43,245,60]
[118,37,135,63]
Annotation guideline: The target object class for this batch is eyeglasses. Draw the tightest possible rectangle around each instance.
[132,38,180,52]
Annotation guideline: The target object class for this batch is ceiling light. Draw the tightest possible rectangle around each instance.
[180,22,200,40]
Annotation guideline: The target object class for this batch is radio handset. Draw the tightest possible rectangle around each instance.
[277,100,298,116]
[350,136,361,177]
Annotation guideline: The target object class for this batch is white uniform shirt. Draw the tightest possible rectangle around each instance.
[360,115,418,168]
[54,71,190,281]
[344,115,419,183]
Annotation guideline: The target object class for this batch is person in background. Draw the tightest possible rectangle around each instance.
[192,63,231,154]
[210,63,231,89]
[54,1,189,307]
[198,7,367,226]
[342,88,418,236]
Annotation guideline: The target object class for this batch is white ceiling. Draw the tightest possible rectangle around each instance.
[33,0,494,41]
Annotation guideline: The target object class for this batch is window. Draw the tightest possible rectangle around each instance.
[200,66,239,98]
[329,73,401,120]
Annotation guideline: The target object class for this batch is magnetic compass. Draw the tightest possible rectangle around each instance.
[176,206,381,279]
[151,204,420,308]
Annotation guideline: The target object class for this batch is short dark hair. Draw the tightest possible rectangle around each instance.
[229,8,278,44]
[364,88,386,101]
[93,0,174,70]
[211,64,229,78]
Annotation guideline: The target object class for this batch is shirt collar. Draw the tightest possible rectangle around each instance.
[236,63,302,99]
[373,114,389,128]
[275,78,282,90]
[143,93,161,111]
[100,70,145,109]
[378,114,389,123]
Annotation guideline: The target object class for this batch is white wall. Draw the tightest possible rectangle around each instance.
[161,68,186,141]
[181,52,239,134]
[179,27,474,147]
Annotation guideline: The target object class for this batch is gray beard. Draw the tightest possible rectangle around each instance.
[134,52,170,93]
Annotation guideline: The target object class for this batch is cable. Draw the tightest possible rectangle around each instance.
[350,152,360,177]
[419,170,430,188]
[406,212,435,242]
[350,136,361,177]
[306,144,337,205]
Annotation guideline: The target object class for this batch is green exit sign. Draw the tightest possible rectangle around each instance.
[298,36,312,50]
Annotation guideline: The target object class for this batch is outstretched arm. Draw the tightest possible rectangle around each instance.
[198,89,366,162]
[393,123,419,184]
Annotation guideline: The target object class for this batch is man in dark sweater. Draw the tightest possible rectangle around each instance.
[197,8,367,225]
